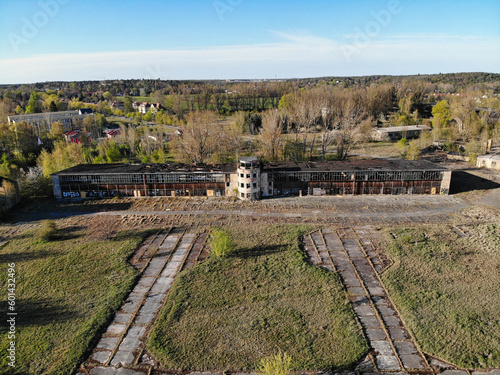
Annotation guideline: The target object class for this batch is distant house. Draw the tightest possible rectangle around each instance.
[79,108,94,115]
[110,102,125,111]
[373,125,431,141]
[138,102,165,114]
[64,129,92,145]
[149,103,165,114]
[476,154,500,170]
[105,129,122,140]
[138,102,151,114]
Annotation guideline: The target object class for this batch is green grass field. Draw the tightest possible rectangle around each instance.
[0,222,150,375]
[148,224,368,371]
[381,223,500,368]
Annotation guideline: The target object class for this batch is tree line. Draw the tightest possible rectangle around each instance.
[0,75,499,199]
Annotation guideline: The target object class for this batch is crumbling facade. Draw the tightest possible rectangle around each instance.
[51,158,451,200]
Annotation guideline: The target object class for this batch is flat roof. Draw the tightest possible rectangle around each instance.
[263,159,449,172]
[477,154,500,161]
[52,159,449,176]
[375,125,431,133]
[52,163,236,175]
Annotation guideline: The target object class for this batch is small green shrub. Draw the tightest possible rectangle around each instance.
[209,228,235,258]
[259,352,292,375]
[37,220,57,242]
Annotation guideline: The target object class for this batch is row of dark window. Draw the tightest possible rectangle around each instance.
[268,171,443,183]
[59,173,227,184]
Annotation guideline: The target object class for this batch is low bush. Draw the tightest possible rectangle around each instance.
[259,352,292,375]
[36,220,57,241]
[209,227,235,258]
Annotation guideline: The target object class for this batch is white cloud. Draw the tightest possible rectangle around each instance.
[0,32,498,83]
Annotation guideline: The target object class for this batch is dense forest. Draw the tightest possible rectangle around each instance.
[0,72,499,201]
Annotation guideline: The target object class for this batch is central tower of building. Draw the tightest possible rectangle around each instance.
[237,156,261,200]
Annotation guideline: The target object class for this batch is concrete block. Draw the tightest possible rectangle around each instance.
[96,336,120,350]
[90,350,112,364]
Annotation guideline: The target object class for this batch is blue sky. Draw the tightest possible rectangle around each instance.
[0,0,499,83]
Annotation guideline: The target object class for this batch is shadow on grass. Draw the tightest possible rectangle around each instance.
[0,298,78,328]
[54,226,86,241]
[235,244,288,259]
[0,249,55,264]
[1,198,133,224]
[450,171,500,194]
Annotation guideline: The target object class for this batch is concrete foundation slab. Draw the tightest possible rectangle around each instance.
[121,297,143,313]
[139,301,161,315]
[359,315,381,328]
[389,327,410,340]
[90,366,145,375]
[375,355,401,370]
[149,282,171,294]
[383,315,403,327]
[130,284,150,294]
[91,350,112,364]
[394,340,419,355]
[161,267,178,278]
[118,337,141,351]
[105,323,128,336]
[473,371,500,375]
[355,356,376,372]
[400,354,427,369]
[125,325,146,339]
[367,286,386,296]
[146,293,165,304]
[376,305,396,316]
[96,337,120,350]
[354,305,376,317]
[137,277,155,287]
[365,328,387,341]
[135,312,156,324]
[372,340,395,356]
[347,286,366,295]
[343,277,362,287]
[110,351,135,366]
[112,313,133,324]
[440,370,470,375]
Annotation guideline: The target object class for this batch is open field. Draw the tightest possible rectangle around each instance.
[381,223,500,369]
[0,182,498,374]
[0,221,151,375]
[148,223,368,371]
[351,141,403,159]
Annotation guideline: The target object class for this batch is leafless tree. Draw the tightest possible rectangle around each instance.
[281,89,324,160]
[259,110,284,161]
[174,111,219,164]
[331,91,368,160]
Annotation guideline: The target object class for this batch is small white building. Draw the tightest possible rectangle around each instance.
[373,125,431,141]
[476,154,500,170]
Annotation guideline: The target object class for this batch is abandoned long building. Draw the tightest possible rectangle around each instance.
[51,157,452,200]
